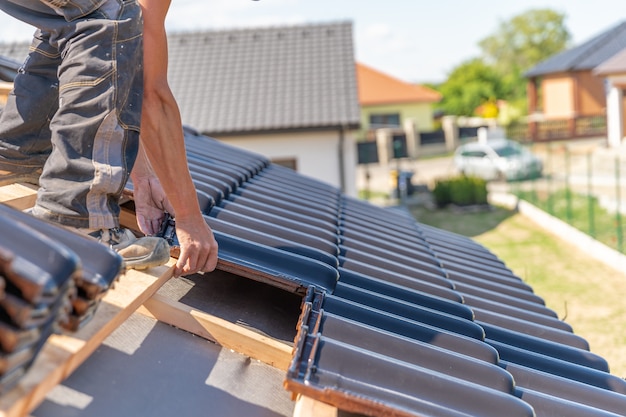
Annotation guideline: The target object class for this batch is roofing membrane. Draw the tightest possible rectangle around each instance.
[172,129,626,417]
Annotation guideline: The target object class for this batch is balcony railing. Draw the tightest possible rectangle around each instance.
[507,115,607,142]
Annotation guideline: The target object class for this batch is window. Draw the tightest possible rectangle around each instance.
[369,113,401,128]
[462,150,487,158]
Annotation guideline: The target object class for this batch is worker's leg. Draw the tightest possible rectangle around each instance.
[0,30,59,179]
[30,0,144,229]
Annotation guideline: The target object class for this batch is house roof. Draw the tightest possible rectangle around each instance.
[166,22,361,135]
[176,129,626,417]
[525,20,626,78]
[594,47,626,76]
[4,128,626,415]
[356,62,441,106]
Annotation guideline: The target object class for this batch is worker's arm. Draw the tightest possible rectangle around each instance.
[133,0,218,276]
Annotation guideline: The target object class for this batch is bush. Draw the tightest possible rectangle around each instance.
[432,175,488,207]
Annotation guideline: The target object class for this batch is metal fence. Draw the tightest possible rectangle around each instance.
[508,143,626,253]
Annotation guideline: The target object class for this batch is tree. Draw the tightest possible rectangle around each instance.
[436,59,505,117]
[480,8,570,73]
[435,8,571,119]
[479,8,571,98]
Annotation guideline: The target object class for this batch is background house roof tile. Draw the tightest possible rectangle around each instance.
[525,20,626,78]
[167,22,361,135]
[356,62,442,106]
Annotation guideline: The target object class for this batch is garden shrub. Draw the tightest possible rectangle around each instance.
[432,175,488,207]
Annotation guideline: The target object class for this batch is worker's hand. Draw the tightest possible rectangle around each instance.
[132,175,175,236]
[172,215,218,277]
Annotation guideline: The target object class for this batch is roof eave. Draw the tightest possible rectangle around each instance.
[202,123,362,137]
[360,98,441,107]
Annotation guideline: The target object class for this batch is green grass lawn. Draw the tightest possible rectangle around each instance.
[514,188,626,254]
[410,204,626,378]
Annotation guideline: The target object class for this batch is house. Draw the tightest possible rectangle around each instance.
[355,63,446,160]
[2,131,626,416]
[356,62,441,134]
[166,22,361,196]
[594,47,626,147]
[524,20,626,143]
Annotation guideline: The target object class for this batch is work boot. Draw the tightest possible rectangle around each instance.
[0,169,41,187]
[90,227,170,270]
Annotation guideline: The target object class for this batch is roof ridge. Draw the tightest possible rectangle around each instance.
[167,20,353,37]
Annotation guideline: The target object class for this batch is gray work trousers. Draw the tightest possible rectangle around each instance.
[0,0,143,229]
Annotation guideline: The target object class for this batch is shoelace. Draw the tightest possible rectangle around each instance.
[92,228,123,247]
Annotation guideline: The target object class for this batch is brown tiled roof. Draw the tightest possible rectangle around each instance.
[356,62,441,106]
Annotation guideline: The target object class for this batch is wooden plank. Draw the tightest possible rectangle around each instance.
[138,294,293,371]
[0,261,176,417]
[292,395,338,417]
[0,184,37,211]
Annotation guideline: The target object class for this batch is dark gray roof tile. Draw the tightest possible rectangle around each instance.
[176,129,626,416]
[167,22,361,135]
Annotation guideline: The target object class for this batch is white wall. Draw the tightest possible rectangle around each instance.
[605,76,626,148]
[218,130,358,197]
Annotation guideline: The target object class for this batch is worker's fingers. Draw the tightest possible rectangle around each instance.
[173,242,217,277]
[202,240,219,273]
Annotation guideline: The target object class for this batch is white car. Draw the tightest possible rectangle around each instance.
[453,139,543,181]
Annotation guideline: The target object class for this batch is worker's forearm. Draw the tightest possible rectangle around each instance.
[140,87,199,219]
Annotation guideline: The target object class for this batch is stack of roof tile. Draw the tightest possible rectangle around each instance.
[0,204,123,392]
[176,128,626,417]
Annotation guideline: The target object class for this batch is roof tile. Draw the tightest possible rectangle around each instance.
[167,22,361,134]
[356,62,442,105]
[174,129,626,416]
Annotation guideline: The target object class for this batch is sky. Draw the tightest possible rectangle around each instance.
[0,0,623,84]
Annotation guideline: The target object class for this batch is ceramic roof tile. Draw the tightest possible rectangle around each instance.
[167,22,361,135]
[0,205,123,391]
[525,20,626,78]
[171,129,626,417]
[3,126,626,415]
